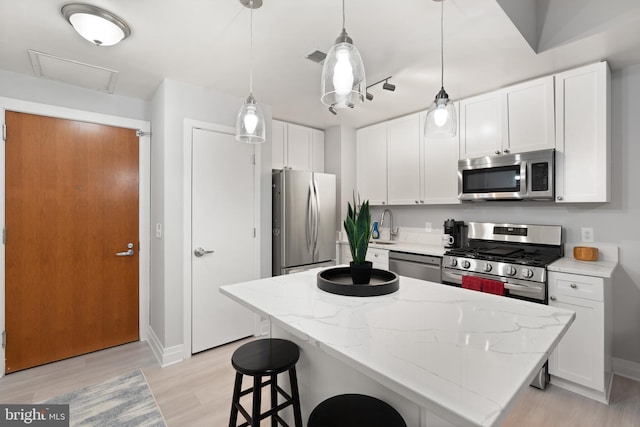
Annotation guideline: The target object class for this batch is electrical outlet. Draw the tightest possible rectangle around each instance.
[425,222,432,232]
[581,227,594,243]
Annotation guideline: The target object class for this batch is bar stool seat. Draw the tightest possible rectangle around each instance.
[229,338,303,427]
[308,394,407,427]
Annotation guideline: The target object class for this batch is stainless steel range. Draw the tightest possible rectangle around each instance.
[441,222,563,389]
[442,222,563,303]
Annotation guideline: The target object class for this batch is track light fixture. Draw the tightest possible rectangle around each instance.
[328,106,338,115]
[366,92,374,101]
[382,79,396,91]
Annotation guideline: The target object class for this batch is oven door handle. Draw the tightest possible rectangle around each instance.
[443,271,542,294]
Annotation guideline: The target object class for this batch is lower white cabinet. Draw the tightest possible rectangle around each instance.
[339,243,389,270]
[548,271,612,403]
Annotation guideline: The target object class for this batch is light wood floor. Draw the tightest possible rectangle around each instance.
[1,339,639,426]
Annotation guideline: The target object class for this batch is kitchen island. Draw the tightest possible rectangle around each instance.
[221,268,575,426]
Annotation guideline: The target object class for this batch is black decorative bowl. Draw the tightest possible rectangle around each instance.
[317,267,399,297]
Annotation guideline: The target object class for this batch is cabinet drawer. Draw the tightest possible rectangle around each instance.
[549,272,603,301]
[367,248,389,267]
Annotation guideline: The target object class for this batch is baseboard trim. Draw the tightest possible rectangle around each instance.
[549,374,612,404]
[613,357,640,382]
[146,325,184,367]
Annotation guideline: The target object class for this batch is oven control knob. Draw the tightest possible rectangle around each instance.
[482,263,492,272]
[461,260,471,269]
[448,258,458,267]
[522,268,534,279]
[505,266,517,276]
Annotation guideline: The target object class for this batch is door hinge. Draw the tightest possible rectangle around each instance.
[2,123,6,142]
[253,228,256,238]
[2,331,5,349]
[252,154,256,165]
[2,228,5,245]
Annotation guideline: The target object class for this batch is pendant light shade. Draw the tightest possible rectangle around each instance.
[236,0,266,144]
[236,94,266,143]
[425,87,457,137]
[425,0,456,138]
[321,0,366,108]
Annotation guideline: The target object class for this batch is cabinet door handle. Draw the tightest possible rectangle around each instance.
[415,200,419,204]
[550,296,556,301]
[495,150,501,155]
[557,196,563,201]
[570,283,577,289]
[503,149,510,154]
[374,254,379,258]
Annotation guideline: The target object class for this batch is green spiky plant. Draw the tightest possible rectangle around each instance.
[343,194,371,265]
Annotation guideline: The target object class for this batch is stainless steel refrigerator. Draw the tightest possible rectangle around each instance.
[272,169,336,275]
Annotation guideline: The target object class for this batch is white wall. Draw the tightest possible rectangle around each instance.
[0,69,148,120]
[368,65,640,365]
[149,79,272,352]
[325,125,357,233]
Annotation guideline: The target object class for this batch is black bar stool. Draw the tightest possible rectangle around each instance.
[229,338,303,427]
[308,393,407,427]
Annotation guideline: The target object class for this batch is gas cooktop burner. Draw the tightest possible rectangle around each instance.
[446,246,559,267]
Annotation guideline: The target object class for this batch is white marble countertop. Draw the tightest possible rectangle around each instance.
[548,243,618,278]
[221,269,575,427]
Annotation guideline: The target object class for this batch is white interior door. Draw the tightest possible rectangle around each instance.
[191,127,256,353]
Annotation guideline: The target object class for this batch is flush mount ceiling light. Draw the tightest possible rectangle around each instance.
[235,0,266,144]
[61,3,131,46]
[321,0,366,110]
[425,0,457,138]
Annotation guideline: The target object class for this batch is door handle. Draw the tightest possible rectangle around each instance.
[194,247,214,257]
[117,243,135,257]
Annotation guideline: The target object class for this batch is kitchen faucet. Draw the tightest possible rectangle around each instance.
[380,209,399,240]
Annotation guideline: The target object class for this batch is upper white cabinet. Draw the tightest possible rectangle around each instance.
[459,75,555,159]
[272,120,324,172]
[421,108,461,204]
[504,77,556,154]
[387,113,421,205]
[554,62,610,203]
[356,122,388,205]
[459,91,503,158]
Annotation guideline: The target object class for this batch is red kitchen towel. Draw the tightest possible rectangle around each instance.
[482,278,506,296]
[461,276,483,292]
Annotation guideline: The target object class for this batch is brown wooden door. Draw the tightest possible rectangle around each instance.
[5,111,139,373]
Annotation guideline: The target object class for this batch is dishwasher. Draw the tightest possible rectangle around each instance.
[388,251,442,283]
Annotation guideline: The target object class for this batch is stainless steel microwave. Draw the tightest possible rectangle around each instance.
[458,149,555,201]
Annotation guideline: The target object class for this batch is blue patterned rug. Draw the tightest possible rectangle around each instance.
[43,370,166,427]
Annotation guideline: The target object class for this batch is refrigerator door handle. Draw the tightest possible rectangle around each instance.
[307,181,314,253]
[313,178,320,256]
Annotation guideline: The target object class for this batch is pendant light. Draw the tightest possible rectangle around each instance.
[235,0,266,144]
[425,0,457,138]
[321,0,366,109]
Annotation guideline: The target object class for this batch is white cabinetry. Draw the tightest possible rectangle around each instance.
[356,122,388,205]
[459,76,555,159]
[548,271,612,403]
[339,243,389,270]
[421,109,461,204]
[554,62,610,203]
[387,113,421,205]
[272,120,324,172]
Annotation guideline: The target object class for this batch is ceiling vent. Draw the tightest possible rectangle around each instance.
[305,49,327,64]
[28,49,119,93]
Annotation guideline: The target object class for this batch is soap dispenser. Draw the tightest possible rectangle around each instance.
[372,221,380,239]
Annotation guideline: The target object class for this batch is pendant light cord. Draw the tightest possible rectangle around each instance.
[440,0,444,89]
[249,0,254,95]
[342,0,346,30]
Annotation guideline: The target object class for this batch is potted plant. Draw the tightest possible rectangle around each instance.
[343,196,372,284]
